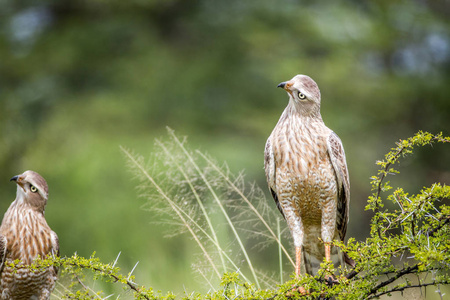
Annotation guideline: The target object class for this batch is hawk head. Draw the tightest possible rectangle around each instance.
[277,74,321,116]
[10,170,49,211]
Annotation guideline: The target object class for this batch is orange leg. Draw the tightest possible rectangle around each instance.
[295,246,302,277]
[294,246,307,294]
[324,242,331,263]
[324,242,336,284]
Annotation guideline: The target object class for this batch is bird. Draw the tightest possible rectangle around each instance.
[264,74,350,280]
[0,170,59,300]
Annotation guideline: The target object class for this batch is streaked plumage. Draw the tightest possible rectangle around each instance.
[0,171,59,299]
[265,75,350,277]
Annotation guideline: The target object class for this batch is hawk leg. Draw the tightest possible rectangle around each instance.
[295,246,302,277]
[324,242,331,262]
[294,246,307,294]
[324,242,338,284]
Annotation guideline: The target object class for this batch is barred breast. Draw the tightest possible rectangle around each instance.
[272,112,338,256]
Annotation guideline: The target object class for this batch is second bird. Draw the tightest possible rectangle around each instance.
[0,170,59,300]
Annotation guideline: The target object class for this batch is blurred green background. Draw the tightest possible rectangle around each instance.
[0,0,449,295]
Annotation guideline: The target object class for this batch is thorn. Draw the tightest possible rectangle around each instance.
[112,251,121,268]
[127,261,139,281]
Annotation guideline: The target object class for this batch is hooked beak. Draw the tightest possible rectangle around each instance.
[277,82,287,88]
[277,81,294,98]
[10,174,25,190]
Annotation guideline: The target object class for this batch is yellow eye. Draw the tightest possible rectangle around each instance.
[298,92,306,99]
[30,185,37,193]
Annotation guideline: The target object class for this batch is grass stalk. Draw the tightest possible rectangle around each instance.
[167,129,261,288]
[277,218,283,283]
[169,200,252,284]
[197,268,216,292]
[196,150,295,267]
[121,146,221,279]
[156,139,228,273]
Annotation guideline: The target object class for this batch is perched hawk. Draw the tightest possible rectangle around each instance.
[265,75,350,277]
[0,170,59,299]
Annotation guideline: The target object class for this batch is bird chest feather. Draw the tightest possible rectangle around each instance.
[1,206,54,265]
[272,115,337,227]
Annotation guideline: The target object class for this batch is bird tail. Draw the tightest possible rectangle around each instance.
[302,245,345,276]
[302,250,321,275]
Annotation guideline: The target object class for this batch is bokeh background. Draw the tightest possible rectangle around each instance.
[1,0,449,296]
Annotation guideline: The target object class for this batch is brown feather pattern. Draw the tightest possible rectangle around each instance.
[265,75,350,276]
[0,171,59,300]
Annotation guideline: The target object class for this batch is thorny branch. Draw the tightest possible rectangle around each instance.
[373,145,405,239]
[339,213,450,294]
[373,134,449,238]
[367,280,450,299]
[367,264,419,296]
[426,215,450,237]
[67,262,151,300]
[375,146,405,205]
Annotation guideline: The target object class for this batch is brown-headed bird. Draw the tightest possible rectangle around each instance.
[264,75,350,278]
[0,170,59,299]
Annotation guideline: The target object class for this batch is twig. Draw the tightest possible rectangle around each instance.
[374,145,406,238]
[367,280,450,299]
[68,262,151,300]
[366,264,419,296]
[426,215,450,237]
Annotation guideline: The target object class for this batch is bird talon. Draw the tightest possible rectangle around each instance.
[325,274,338,286]
[286,285,308,297]
[297,286,308,294]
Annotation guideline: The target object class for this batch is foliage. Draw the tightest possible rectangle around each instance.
[340,131,450,299]
[22,130,449,299]
[29,253,157,299]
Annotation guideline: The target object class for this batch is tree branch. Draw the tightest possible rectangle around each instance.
[67,262,151,300]
[343,212,450,282]
[426,215,450,237]
[366,264,419,297]
[367,279,450,299]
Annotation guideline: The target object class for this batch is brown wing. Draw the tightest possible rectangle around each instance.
[50,231,60,276]
[0,234,7,275]
[327,132,350,240]
[264,137,285,218]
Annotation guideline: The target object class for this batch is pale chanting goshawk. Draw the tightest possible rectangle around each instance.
[265,75,350,279]
[0,171,59,299]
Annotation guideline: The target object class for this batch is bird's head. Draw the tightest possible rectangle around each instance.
[278,74,321,116]
[10,170,49,209]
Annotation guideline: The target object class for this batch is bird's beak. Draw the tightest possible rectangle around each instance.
[10,174,25,189]
[277,81,294,98]
[277,82,287,89]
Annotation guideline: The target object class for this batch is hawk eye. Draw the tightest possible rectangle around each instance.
[30,185,38,193]
[298,92,306,99]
